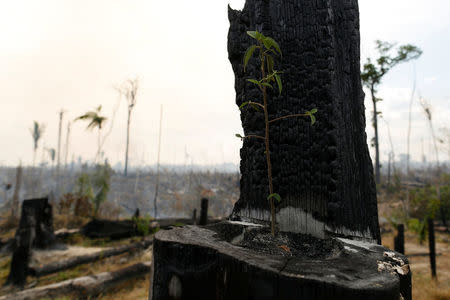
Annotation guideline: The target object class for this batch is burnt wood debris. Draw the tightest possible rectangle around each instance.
[149,1,411,300]
[7,197,56,286]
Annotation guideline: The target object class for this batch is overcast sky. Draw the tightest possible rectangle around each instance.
[0,0,449,168]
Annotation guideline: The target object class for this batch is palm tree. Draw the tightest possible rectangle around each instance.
[30,121,45,167]
[75,106,107,163]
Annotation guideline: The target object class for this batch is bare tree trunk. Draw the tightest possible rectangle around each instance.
[429,123,447,229]
[64,122,71,170]
[96,129,102,164]
[387,154,391,186]
[56,110,63,175]
[153,105,163,218]
[124,108,131,176]
[371,87,381,185]
[406,67,416,176]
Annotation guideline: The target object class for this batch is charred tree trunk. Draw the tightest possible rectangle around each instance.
[199,198,208,226]
[394,224,405,255]
[6,197,56,286]
[428,217,437,279]
[228,0,379,243]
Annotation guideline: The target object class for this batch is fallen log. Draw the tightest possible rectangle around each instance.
[0,262,152,300]
[54,228,80,239]
[81,219,137,239]
[1,229,80,254]
[30,238,153,277]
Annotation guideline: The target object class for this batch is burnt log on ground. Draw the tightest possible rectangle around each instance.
[1,229,79,254]
[81,219,138,239]
[6,198,56,286]
[29,238,153,277]
[150,222,411,300]
[0,262,152,300]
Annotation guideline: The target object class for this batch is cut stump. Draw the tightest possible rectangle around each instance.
[150,222,411,300]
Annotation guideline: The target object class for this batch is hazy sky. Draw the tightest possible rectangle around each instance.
[0,0,449,168]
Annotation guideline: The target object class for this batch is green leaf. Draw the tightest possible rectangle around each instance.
[239,101,249,109]
[261,82,273,89]
[244,45,257,72]
[247,31,264,41]
[263,37,282,56]
[274,74,282,95]
[267,193,281,203]
[247,31,258,39]
[235,133,243,139]
[247,79,260,85]
[305,110,316,125]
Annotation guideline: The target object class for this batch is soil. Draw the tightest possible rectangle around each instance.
[237,227,343,258]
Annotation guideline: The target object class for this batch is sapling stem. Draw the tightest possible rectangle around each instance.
[237,30,317,237]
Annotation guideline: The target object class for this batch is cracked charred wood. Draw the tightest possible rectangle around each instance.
[150,224,411,300]
[228,0,380,243]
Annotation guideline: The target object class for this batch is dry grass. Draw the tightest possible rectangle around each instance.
[382,230,450,300]
[0,243,152,297]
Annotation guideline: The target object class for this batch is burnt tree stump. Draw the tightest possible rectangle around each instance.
[394,224,405,255]
[199,198,209,226]
[428,218,437,278]
[7,197,56,286]
[149,1,410,299]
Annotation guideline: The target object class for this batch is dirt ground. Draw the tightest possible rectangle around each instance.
[0,226,448,299]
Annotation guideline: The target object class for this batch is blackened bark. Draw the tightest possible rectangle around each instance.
[199,198,209,226]
[428,218,437,278]
[7,197,56,286]
[228,0,380,243]
[394,224,405,255]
